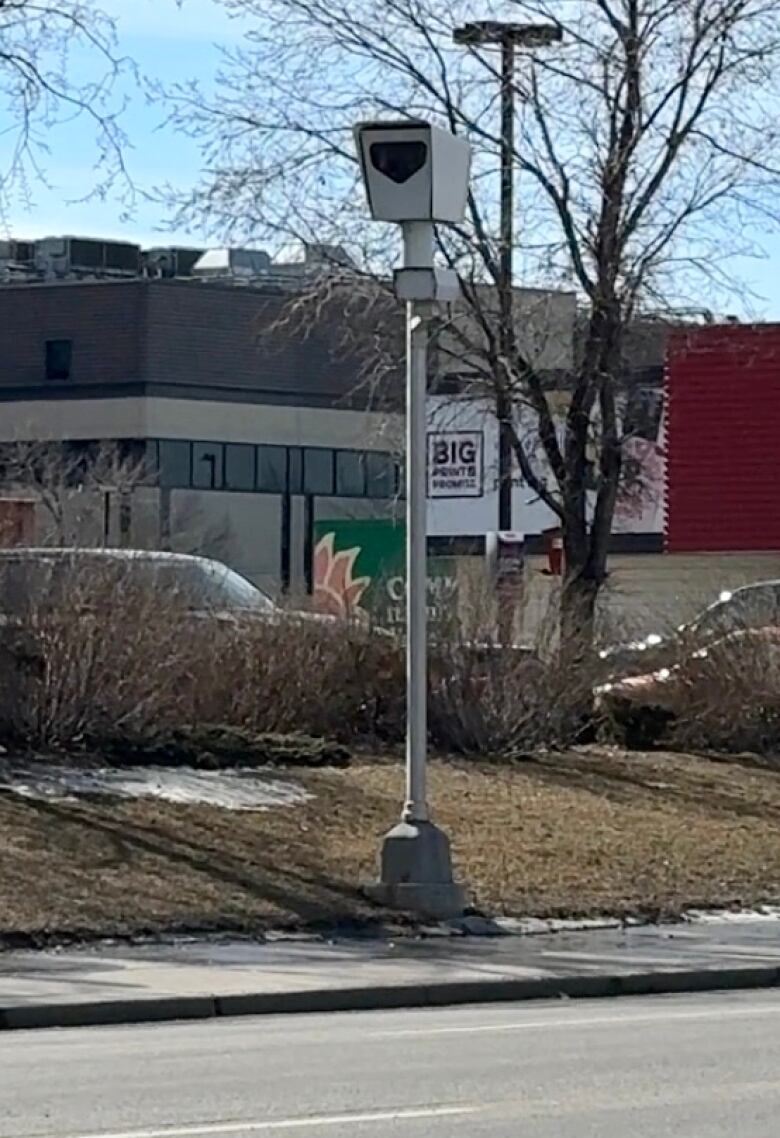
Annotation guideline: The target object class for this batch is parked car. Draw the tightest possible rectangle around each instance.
[0,547,326,628]
[0,549,533,680]
[597,579,780,678]
[595,626,780,747]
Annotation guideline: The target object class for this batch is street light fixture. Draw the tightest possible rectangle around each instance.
[453,21,562,49]
[453,20,562,635]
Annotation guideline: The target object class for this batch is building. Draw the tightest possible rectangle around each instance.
[0,275,405,593]
[0,236,584,594]
[666,322,780,553]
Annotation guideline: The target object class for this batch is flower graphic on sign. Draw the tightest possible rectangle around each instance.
[312,532,371,617]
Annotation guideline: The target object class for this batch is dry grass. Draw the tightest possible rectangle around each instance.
[2,746,780,944]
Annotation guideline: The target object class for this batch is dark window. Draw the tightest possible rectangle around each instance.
[225,444,255,491]
[335,450,366,496]
[288,447,303,494]
[142,440,160,484]
[158,440,191,488]
[45,339,72,381]
[365,452,396,498]
[257,445,288,492]
[192,442,224,490]
[303,448,334,495]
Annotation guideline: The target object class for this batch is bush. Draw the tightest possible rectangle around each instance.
[94,727,351,769]
[428,641,594,755]
[0,566,195,748]
[668,629,780,754]
[0,555,605,761]
[0,559,407,755]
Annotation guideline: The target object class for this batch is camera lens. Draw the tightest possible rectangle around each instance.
[369,140,427,184]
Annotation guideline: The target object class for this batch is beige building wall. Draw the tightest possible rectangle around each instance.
[0,396,402,451]
[0,396,401,593]
[438,287,577,378]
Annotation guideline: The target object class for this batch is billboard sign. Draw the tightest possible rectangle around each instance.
[427,430,484,498]
[312,518,457,629]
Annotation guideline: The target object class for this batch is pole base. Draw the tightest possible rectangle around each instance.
[365,820,466,920]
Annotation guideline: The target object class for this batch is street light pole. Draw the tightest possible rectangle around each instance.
[454,21,562,637]
[497,31,516,540]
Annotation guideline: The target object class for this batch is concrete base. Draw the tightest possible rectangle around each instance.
[365,820,466,920]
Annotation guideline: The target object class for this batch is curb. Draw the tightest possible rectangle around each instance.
[2,963,780,1031]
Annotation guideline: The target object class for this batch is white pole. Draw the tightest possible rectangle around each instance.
[401,221,433,824]
[404,301,429,822]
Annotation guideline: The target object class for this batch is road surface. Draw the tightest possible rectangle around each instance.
[4,991,780,1136]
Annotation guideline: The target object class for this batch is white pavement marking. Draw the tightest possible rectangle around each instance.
[54,1105,478,1138]
[375,1000,780,1038]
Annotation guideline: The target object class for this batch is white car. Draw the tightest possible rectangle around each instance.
[0,547,325,628]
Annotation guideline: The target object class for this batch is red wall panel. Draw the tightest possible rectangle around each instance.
[665,324,780,552]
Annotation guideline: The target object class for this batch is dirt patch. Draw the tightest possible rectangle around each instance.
[1,747,780,942]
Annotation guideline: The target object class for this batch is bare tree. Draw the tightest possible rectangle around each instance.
[0,440,151,545]
[163,0,780,645]
[0,1,134,216]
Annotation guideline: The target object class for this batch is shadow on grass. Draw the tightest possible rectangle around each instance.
[0,772,395,937]
[519,749,780,827]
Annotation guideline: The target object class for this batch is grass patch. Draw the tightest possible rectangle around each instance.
[2,746,780,944]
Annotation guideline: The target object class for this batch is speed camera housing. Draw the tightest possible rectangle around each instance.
[354,120,470,224]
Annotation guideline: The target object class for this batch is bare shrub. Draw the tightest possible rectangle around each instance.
[189,615,405,743]
[669,630,780,755]
[0,552,608,759]
[0,557,194,748]
[598,626,780,754]
[427,592,597,756]
[0,555,408,752]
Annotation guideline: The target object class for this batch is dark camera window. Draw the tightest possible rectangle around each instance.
[45,339,72,381]
[336,450,366,497]
[225,444,255,491]
[365,451,396,498]
[192,442,224,490]
[304,448,334,495]
[370,140,427,184]
[257,445,288,493]
[158,440,191,488]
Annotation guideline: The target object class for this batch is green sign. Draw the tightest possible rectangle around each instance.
[312,518,457,630]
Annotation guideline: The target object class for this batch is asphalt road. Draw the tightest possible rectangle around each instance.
[4,991,780,1137]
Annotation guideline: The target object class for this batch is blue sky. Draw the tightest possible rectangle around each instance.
[3,0,780,317]
[0,0,238,248]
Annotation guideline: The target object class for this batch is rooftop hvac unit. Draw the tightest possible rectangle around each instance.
[0,238,36,281]
[192,247,272,279]
[34,236,140,279]
[304,243,356,269]
[9,239,34,265]
[103,241,140,273]
[142,246,205,278]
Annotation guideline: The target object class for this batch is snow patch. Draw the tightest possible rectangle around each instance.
[0,763,312,811]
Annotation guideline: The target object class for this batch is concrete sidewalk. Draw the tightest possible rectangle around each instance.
[1,917,779,1031]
